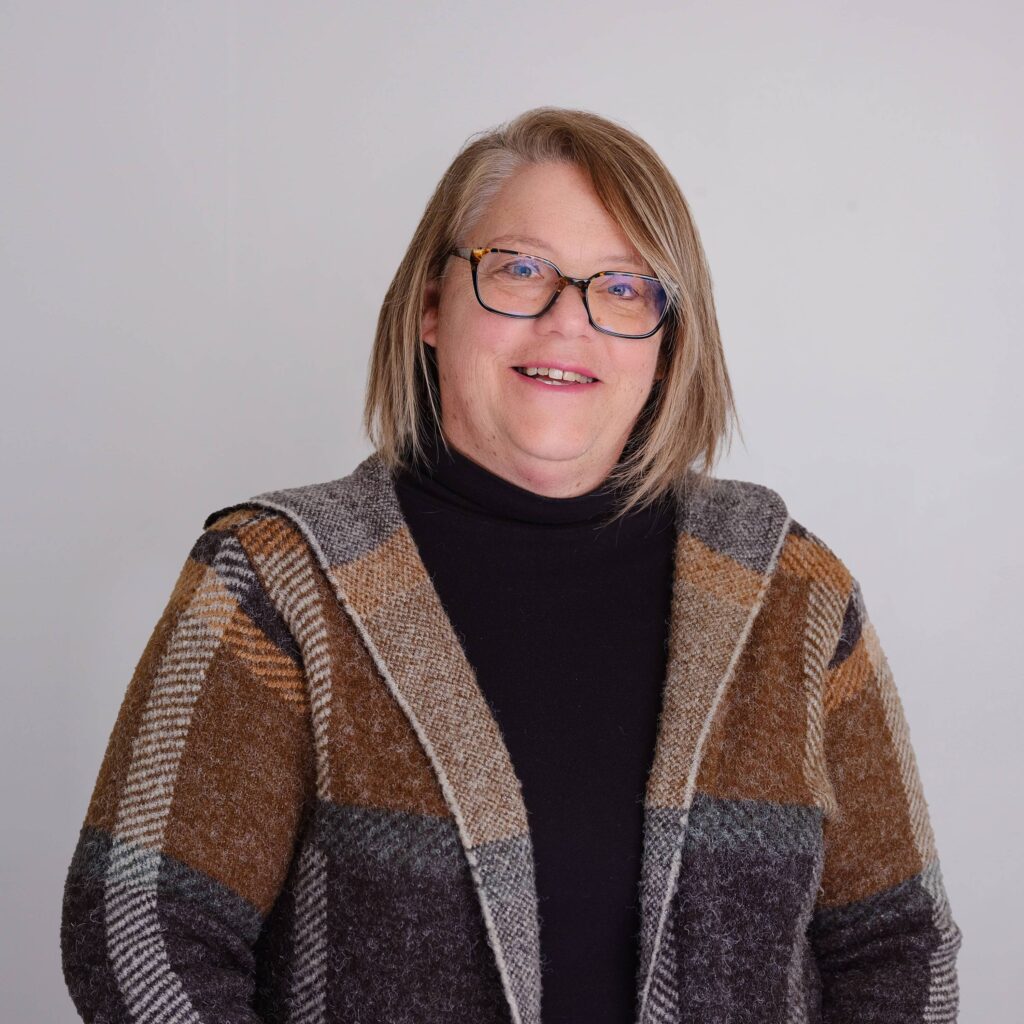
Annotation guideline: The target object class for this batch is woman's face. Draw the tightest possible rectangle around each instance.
[420,161,667,498]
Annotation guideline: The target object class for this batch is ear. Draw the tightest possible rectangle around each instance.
[421,278,441,349]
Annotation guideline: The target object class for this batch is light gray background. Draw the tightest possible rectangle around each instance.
[3,2,1019,1020]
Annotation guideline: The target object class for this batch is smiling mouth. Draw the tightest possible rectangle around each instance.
[512,367,600,385]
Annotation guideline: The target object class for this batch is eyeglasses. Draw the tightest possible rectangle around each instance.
[449,246,672,340]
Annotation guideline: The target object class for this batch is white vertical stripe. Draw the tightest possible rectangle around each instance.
[803,580,844,817]
[921,858,963,1022]
[104,536,253,1023]
[284,843,328,1024]
[251,541,334,798]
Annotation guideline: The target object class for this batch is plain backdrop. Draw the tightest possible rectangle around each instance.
[2,1,1019,1020]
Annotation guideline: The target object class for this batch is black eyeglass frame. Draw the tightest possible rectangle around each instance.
[449,246,673,340]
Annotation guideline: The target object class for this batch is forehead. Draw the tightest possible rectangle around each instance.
[487,234,646,270]
[471,163,650,272]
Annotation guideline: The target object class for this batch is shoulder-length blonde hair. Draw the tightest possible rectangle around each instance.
[364,105,741,522]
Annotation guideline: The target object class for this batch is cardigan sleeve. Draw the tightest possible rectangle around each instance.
[808,575,963,1022]
[60,515,316,1023]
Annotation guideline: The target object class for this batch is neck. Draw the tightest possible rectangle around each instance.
[403,426,626,527]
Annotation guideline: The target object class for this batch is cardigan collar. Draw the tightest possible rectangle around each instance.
[204,450,791,1024]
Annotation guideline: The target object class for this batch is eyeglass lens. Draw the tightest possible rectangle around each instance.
[475,251,667,337]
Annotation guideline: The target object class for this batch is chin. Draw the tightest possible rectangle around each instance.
[512,435,596,463]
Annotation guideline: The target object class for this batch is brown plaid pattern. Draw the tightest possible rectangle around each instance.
[61,453,962,1023]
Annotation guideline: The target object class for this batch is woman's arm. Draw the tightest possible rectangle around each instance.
[809,575,963,1022]
[60,515,315,1023]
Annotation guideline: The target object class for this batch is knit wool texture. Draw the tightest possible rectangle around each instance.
[60,451,963,1023]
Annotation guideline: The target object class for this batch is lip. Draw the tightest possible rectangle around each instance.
[510,361,601,381]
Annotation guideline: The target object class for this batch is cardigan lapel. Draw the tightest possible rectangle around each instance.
[632,469,791,1023]
[214,450,790,1024]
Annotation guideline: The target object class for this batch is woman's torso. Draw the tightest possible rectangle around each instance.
[393,430,677,1023]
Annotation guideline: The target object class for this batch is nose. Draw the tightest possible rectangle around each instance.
[542,280,593,333]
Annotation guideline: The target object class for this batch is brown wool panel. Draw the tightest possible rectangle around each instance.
[819,636,924,906]
[327,605,452,817]
[700,569,817,806]
[163,641,314,915]
[247,511,452,817]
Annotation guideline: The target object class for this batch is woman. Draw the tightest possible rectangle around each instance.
[60,107,962,1023]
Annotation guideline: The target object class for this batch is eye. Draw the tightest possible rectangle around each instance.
[500,258,544,279]
[606,279,641,300]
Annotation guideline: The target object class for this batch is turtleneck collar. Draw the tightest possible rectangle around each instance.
[396,427,631,527]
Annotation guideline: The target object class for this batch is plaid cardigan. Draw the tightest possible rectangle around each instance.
[61,451,963,1023]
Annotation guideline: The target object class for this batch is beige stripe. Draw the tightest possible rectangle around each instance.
[249,530,334,799]
[803,579,844,818]
[864,616,938,863]
[331,529,532,1023]
[646,581,749,808]
[336,527,530,846]
[105,549,245,1024]
[638,515,791,1023]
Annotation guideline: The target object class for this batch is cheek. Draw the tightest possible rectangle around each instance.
[435,323,514,402]
[613,349,661,398]
[438,290,511,362]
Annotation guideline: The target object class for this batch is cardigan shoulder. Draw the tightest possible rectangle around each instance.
[202,453,403,572]
[203,461,866,676]
[780,514,865,673]
[686,470,865,677]
[176,505,315,717]
[207,460,794,558]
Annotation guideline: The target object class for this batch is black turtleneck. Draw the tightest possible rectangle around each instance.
[393,430,676,1024]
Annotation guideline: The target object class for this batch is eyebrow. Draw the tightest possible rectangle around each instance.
[486,234,649,271]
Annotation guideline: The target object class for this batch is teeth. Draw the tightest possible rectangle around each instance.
[517,366,596,384]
